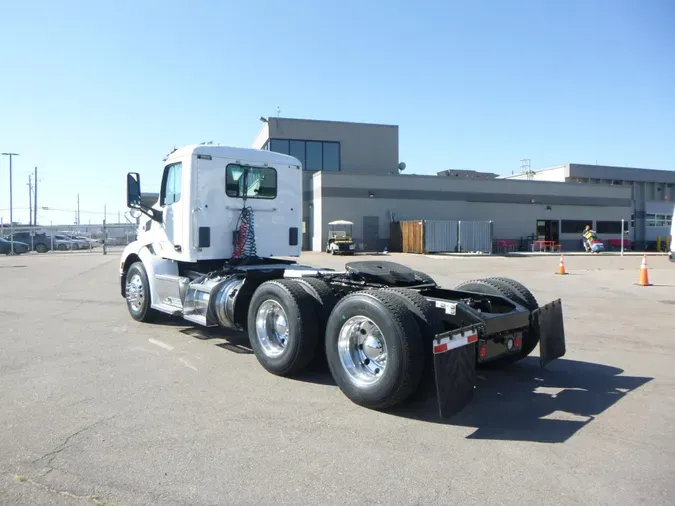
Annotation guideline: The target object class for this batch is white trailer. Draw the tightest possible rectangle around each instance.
[120,144,567,417]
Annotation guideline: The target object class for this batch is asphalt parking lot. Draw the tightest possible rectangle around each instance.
[1,251,675,505]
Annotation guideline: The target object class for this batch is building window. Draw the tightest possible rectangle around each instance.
[305,141,323,171]
[323,142,340,171]
[267,138,340,171]
[270,139,289,154]
[596,221,624,234]
[289,140,305,168]
[560,220,592,234]
[646,213,673,227]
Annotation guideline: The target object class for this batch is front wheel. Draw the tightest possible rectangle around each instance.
[325,290,425,410]
[125,261,157,322]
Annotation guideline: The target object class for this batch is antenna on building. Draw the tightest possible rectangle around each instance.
[520,158,535,180]
[276,106,281,118]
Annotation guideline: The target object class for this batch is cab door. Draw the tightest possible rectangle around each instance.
[156,161,185,260]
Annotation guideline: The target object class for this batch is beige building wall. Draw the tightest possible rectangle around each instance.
[311,172,632,252]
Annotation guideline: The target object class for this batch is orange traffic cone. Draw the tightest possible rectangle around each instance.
[555,254,568,275]
[637,254,652,286]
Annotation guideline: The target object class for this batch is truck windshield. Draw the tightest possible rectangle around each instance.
[226,164,277,200]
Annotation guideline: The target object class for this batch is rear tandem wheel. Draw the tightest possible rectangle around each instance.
[246,279,320,377]
[324,289,425,410]
[453,277,540,364]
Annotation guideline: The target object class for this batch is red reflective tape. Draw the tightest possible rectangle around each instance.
[467,334,478,344]
[433,343,448,354]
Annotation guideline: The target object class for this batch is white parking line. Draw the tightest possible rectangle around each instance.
[148,338,174,351]
[179,358,198,371]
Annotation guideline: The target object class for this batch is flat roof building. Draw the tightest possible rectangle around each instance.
[251,117,666,252]
[504,163,674,246]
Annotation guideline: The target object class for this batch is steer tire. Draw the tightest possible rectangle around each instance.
[453,277,539,365]
[125,262,158,323]
[293,277,338,368]
[247,279,319,377]
[325,289,425,410]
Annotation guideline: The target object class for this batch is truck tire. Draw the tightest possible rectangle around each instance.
[488,277,539,312]
[484,277,540,358]
[125,261,158,323]
[294,277,338,367]
[453,277,539,364]
[247,279,319,377]
[412,270,436,286]
[325,290,425,410]
[377,287,442,398]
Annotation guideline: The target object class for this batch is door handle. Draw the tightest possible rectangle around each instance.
[174,245,182,252]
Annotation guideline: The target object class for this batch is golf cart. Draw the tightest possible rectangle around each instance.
[326,220,355,255]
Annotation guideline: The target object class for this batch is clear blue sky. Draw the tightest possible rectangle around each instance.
[1,0,673,226]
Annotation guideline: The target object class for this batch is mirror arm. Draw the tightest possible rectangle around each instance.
[129,202,163,223]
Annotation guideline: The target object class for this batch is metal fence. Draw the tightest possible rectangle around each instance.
[423,220,459,253]
[389,219,493,254]
[458,220,493,253]
[0,223,138,255]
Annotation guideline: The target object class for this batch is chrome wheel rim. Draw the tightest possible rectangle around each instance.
[337,316,387,386]
[126,273,145,312]
[255,299,289,357]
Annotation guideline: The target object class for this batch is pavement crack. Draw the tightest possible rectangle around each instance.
[13,474,114,505]
[31,415,117,466]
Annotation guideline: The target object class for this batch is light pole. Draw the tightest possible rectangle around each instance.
[2,152,19,255]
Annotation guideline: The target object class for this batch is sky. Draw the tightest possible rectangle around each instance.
[1,0,673,226]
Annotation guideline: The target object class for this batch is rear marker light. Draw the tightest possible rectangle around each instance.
[479,345,487,359]
[514,336,522,349]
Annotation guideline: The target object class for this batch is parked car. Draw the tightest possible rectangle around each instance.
[74,236,99,248]
[0,237,30,255]
[58,234,90,250]
[51,235,78,251]
[5,232,53,253]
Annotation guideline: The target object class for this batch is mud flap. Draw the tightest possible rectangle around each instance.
[432,325,480,418]
[532,298,566,368]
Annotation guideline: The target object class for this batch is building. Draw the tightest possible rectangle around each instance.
[251,117,646,252]
[251,116,400,249]
[504,164,675,247]
[310,171,631,252]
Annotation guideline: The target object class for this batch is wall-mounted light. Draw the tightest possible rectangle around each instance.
[546,205,552,211]
[530,198,536,204]
[368,191,375,198]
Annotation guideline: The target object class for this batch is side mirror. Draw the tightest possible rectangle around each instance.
[127,172,142,208]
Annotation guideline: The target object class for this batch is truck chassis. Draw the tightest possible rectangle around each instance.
[121,254,566,418]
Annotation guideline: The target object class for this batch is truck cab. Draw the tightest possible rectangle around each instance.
[129,144,303,263]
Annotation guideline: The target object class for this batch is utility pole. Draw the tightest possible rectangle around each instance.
[34,167,38,226]
[1,152,19,255]
[28,174,33,226]
[77,194,80,225]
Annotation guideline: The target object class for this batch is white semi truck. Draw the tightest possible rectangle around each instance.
[119,144,567,417]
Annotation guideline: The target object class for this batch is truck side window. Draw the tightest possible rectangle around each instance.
[225,164,277,199]
[160,162,183,206]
